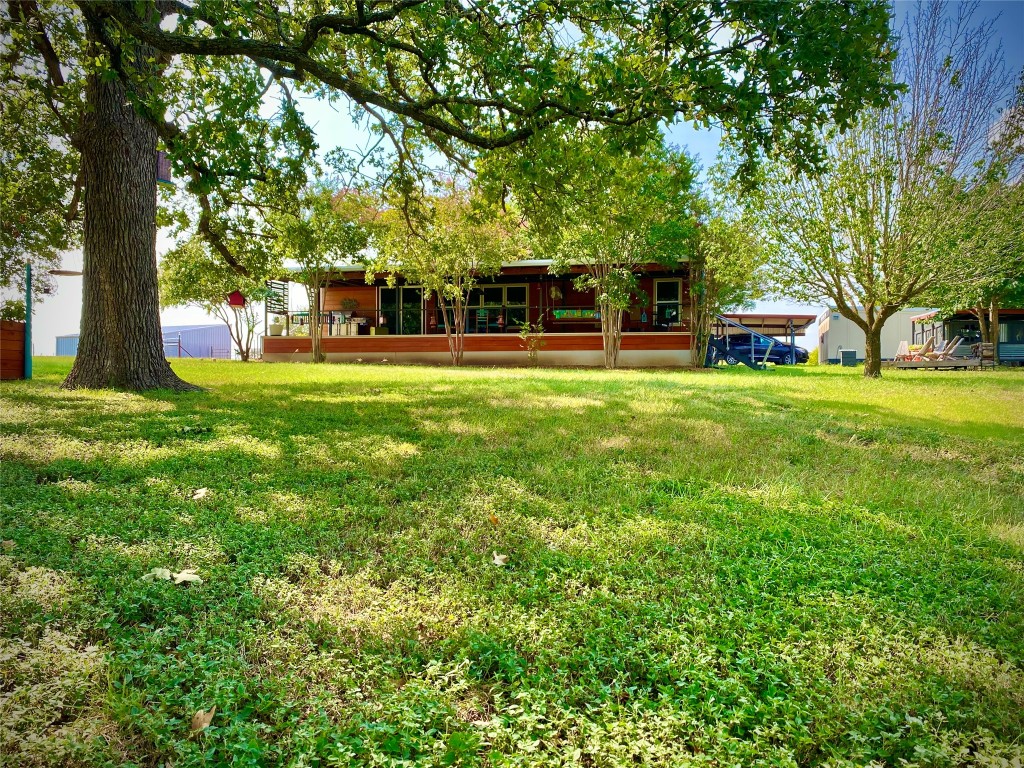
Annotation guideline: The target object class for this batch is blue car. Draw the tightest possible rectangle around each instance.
[714,334,809,365]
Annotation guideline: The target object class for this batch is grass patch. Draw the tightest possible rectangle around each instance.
[2,358,1023,766]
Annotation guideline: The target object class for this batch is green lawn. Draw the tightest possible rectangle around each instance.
[2,358,1023,767]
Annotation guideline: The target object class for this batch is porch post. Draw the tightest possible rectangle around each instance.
[24,263,32,379]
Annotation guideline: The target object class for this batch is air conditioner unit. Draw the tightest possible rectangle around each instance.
[840,349,858,367]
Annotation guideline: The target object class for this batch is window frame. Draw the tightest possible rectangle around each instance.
[653,278,684,328]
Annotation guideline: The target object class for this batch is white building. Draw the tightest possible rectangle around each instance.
[817,307,931,364]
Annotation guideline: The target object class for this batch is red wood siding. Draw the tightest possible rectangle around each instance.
[264,332,691,356]
[322,285,377,313]
[0,320,26,380]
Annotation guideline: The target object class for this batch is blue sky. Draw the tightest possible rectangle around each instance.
[31,1,1024,354]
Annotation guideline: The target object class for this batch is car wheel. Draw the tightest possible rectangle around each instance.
[725,355,739,365]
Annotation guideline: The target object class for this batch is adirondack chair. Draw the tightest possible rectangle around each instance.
[911,337,935,360]
[935,336,963,360]
[924,336,954,359]
[894,340,911,361]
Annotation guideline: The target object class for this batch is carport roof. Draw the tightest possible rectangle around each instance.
[720,313,816,335]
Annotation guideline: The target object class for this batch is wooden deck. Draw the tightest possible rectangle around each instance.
[894,358,980,370]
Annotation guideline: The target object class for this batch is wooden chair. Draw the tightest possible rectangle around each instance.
[894,340,910,361]
[936,336,963,360]
[973,342,996,369]
[911,337,935,360]
[924,336,958,360]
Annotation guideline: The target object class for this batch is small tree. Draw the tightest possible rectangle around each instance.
[159,238,272,361]
[488,132,696,369]
[368,183,522,365]
[272,187,377,363]
[749,2,1016,377]
[687,213,764,367]
[924,176,1024,359]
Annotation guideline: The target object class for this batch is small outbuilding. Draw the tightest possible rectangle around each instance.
[56,324,235,359]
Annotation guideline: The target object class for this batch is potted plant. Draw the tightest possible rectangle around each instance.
[268,316,285,336]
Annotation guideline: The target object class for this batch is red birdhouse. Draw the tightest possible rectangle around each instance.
[226,290,246,307]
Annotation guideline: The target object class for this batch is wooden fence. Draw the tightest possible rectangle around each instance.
[1,320,26,380]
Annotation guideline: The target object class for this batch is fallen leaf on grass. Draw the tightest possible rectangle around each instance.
[191,488,209,500]
[172,569,203,585]
[190,706,216,732]
[488,514,499,526]
[492,552,508,566]
[141,567,203,585]
[1,540,14,551]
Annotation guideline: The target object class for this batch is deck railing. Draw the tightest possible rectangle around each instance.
[312,303,693,337]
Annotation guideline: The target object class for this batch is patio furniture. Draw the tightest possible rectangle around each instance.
[910,337,935,360]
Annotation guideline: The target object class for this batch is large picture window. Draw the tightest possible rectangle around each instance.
[438,284,528,333]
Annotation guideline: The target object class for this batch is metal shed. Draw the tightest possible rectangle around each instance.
[55,324,234,359]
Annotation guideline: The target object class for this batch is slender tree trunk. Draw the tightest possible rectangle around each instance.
[229,305,252,361]
[306,282,324,363]
[63,62,198,391]
[437,293,465,366]
[688,258,712,368]
[974,304,990,344]
[863,321,884,378]
[600,301,623,369]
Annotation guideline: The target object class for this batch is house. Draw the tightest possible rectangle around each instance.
[262,260,697,366]
[910,308,1024,364]
[817,308,931,364]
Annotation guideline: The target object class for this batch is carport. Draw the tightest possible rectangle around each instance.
[709,313,817,368]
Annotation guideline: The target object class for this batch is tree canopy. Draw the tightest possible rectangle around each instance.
[366,180,523,365]
[3,0,901,389]
[748,1,1019,377]
[271,186,379,363]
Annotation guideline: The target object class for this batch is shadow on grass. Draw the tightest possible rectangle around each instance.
[3,360,1024,764]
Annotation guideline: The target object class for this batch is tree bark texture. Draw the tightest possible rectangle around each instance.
[63,66,199,391]
[688,258,712,368]
[863,322,884,378]
[437,293,466,366]
[600,302,623,369]
[303,283,324,363]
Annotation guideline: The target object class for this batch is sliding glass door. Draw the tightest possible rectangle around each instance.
[379,287,424,335]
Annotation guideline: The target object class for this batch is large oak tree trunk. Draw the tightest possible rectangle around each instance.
[63,64,198,391]
[863,322,884,378]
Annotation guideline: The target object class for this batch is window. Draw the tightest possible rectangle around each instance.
[946,318,982,345]
[1001,320,1024,344]
[448,284,528,332]
[654,279,682,328]
[379,286,424,335]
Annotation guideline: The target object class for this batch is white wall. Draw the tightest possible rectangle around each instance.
[818,308,931,362]
[22,244,229,357]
